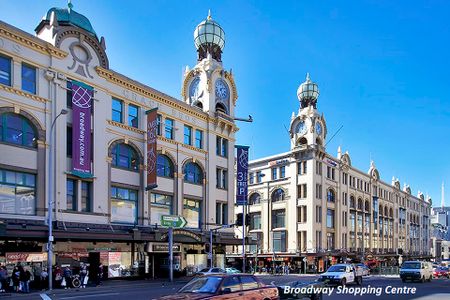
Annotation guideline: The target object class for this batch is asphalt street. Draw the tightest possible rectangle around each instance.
[2,275,449,300]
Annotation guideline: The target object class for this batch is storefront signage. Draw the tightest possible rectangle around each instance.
[326,159,337,167]
[151,244,181,252]
[145,108,158,190]
[6,252,47,263]
[160,229,202,242]
[236,145,249,206]
[160,215,187,228]
[268,159,289,166]
[71,80,93,176]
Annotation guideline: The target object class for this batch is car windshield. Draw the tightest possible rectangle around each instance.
[327,265,346,272]
[402,262,421,269]
[179,276,222,294]
[199,268,210,272]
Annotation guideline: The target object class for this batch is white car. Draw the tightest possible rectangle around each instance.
[195,267,226,276]
[225,267,241,274]
[318,264,363,286]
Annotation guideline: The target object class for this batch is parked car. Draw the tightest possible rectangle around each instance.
[195,267,226,276]
[317,264,363,286]
[354,264,370,276]
[157,274,279,300]
[400,261,433,283]
[433,266,449,278]
[278,279,326,300]
[225,267,240,274]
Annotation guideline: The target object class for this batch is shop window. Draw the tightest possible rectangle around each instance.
[111,143,139,171]
[111,186,138,224]
[183,198,201,228]
[0,113,37,148]
[0,169,35,215]
[150,193,173,225]
[156,154,174,178]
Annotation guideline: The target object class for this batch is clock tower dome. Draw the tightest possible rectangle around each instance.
[181,11,237,118]
[289,73,327,150]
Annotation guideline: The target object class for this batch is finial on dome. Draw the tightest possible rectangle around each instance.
[306,72,311,82]
[207,9,212,20]
[68,0,73,11]
[297,72,319,109]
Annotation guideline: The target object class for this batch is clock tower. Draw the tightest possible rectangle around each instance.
[181,11,237,118]
[289,73,327,150]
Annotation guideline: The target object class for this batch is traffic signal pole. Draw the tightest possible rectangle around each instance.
[169,227,173,282]
[242,203,246,273]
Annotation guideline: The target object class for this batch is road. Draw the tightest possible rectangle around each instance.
[5,275,450,300]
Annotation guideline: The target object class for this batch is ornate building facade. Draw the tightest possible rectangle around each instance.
[0,4,238,278]
[233,74,432,272]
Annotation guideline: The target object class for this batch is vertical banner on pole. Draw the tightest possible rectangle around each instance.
[145,108,158,190]
[71,80,93,177]
[236,145,249,206]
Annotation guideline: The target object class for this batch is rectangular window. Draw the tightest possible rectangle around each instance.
[66,79,73,108]
[128,104,139,128]
[112,98,123,123]
[216,168,228,189]
[67,126,73,157]
[156,114,162,135]
[183,198,201,228]
[0,55,11,86]
[195,129,203,149]
[0,169,36,215]
[66,179,77,211]
[271,168,277,180]
[250,213,261,230]
[327,232,335,250]
[21,64,36,94]
[316,206,322,223]
[271,209,285,229]
[249,173,254,185]
[81,181,92,212]
[184,125,192,145]
[297,205,307,223]
[256,171,262,183]
[150,193,173,225]
[298,184,307,198]
[273,231,287,252]
[316,161,322,175]
[280,166,286,178]
[111,186,138,224]
[327,209,335,228]
[215,202,228,225]
[165,118,174,139]
[331,168,335,180]
[216,136,228,157]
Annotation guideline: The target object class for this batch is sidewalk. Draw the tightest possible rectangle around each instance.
[0,277,191,298]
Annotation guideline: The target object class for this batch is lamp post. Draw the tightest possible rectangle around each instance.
[48,109,68,291]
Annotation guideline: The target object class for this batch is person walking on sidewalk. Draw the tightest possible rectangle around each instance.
[96,264,103,286]
[80,263,88,288]
[63,266,72,289]
[0,266,7,292]
[40,268,48,290]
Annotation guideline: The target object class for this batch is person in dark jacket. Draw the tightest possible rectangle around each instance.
[96,264,103,286]
[12,266,20,292]
[63,266,72,289]
[0,266,8,292]
[22,267,31,293]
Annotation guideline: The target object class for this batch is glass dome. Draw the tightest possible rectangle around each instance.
[297,73,319,101]
[194,11,225,51]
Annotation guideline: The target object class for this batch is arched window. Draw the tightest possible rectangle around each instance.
[350,196,355,208]
[193,101,203,110]
[389,208,393,218]
[249,193,261,205]
[365,200,370,212]
[384,206,388,217]
[298,137,307,146]
[379,205,384,216]
[111,143,139,171]
[184,162,203,184]
[0,113,37,148]
[357,198,363,210]
[271,188,285,202]
[327,189,336,202]
[215,103,227,114]
[157,154,174,178]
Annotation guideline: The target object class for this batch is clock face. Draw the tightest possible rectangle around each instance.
[189,77,202,103]
[215,79,229,101]
[296,121,307,135]
[315,122,322,135]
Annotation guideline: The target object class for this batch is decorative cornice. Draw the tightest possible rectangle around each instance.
[0,23,67,59]
[0,84,49,103]
[157,136,178,145]
[96,67,209,122]
[107,120,145,134]
[182,143,208,155]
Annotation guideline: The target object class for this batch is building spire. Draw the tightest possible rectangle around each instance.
[207,9,212,20]
[68,0,73,11]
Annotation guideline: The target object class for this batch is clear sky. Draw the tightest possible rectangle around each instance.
[1,0,449,206]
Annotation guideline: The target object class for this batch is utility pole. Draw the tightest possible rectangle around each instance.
[242,203,246,273]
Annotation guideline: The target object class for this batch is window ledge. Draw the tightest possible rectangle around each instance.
[0,83,48,103]
[108,120,145,134]
[0,141,38,151]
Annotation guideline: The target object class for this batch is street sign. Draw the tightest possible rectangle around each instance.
[161,215,187,228]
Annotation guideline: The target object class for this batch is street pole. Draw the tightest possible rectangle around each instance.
[242,202,246,273]
[210,229,213,268]
[48,109,67,291]
[169,227,173,282]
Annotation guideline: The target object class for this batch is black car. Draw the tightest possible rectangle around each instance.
[278,279,325,300]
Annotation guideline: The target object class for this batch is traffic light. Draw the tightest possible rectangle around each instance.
[245,215,251,226]
[236,213,243,226]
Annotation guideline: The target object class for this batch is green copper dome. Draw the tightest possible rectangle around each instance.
[44,5,97,38]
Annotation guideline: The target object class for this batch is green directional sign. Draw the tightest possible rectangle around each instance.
[161,215,187,228]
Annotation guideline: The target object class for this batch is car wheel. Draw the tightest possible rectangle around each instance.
[341,278,346,286]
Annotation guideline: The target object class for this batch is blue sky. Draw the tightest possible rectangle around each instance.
[1,0,449,206]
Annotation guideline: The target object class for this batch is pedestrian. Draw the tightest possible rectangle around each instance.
[63,266,72,289]
[18,265,26,293]
[40,268,48,290]
[96,264,103,286]
[12,266,20,292]
[80,263,88,288]
[0,266,7,292]
[33,264,42,291]
[54,266,63,288]
[22,267,31,293]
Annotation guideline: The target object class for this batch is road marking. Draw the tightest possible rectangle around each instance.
[40,294,53,300]
[59,292,120,299]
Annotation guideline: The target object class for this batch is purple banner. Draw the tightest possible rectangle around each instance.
[236,145,249,206]
[71,80,93,176]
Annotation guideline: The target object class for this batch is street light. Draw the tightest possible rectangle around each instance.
[48,108,68,291]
